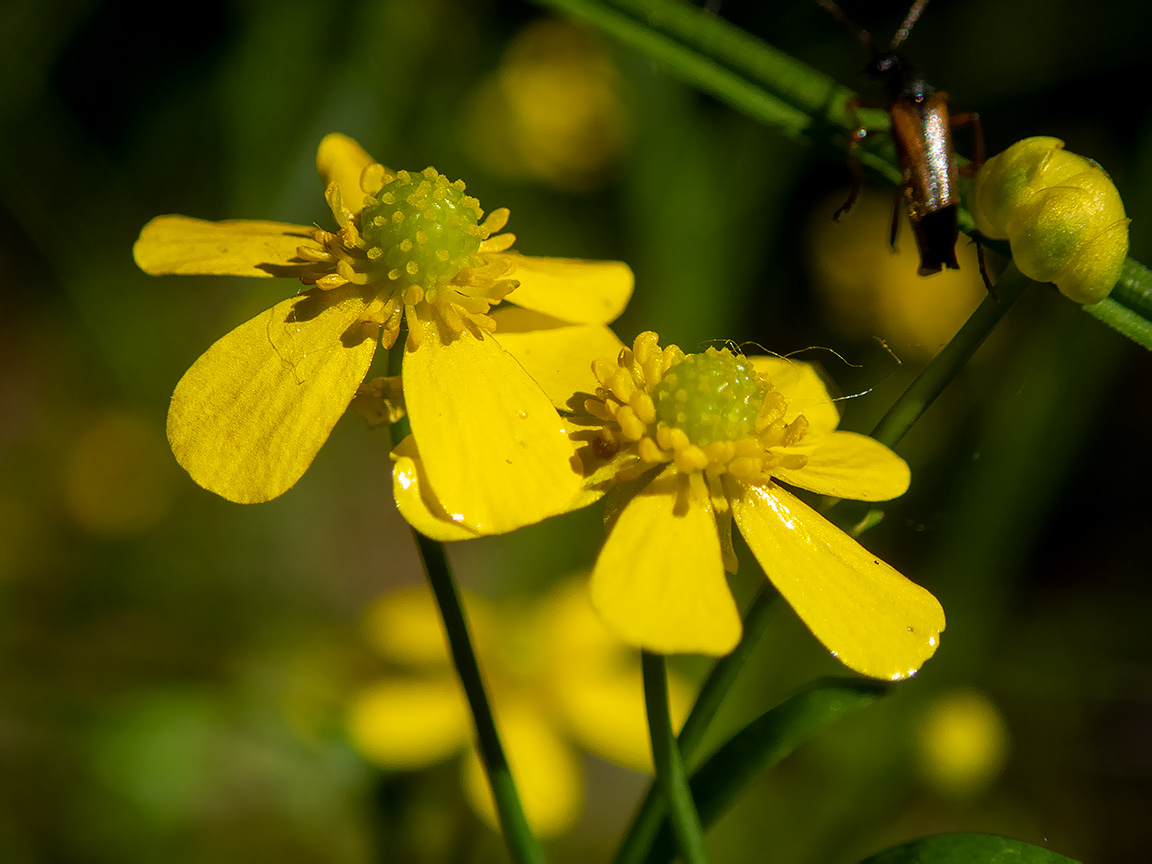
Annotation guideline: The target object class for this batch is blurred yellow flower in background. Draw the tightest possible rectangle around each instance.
[466,18,628,191]
[346,580,690,836]
[807,191,987,360]
[917,688,1009,798]
[576,333,944,680]
[134,134,632,535]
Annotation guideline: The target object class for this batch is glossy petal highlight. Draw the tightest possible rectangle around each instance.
[167,288,375,503]
[733,482,944,680]
[591,468,741,656]
[390,436,483,542]
[402,319,582,534]
[505,255,634,323]
[774,431,911,501]
[133,216,316,278]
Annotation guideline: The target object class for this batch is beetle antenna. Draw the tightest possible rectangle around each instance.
[890,0,929,49]
[815,0,877,55]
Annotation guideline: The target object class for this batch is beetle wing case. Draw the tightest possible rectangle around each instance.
[890,93,961,273]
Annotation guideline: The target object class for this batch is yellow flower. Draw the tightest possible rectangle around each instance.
[346,580,691,836]
[134,134,632,533]
[392,330,944,679]
[579,332,943,680]
[807,191,987,360]
[466,18,628,191]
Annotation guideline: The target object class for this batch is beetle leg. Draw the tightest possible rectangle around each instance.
[951,111,984,175]
[889,189,902,252]
[952,110,994,294]
[971,232,997,298]
[835,129,869,220]
[834,97,868,221]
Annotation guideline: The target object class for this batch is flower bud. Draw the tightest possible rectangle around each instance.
[972,137,1129,304]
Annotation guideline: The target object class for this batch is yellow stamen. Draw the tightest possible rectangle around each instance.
[580,332,816,486]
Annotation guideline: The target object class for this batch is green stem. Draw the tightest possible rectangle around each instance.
[679,585,779,762]
[642,651,708,864]
[646,679,888,864]
[1082,296,1152,350]
[870,262,1031,449]
[413,532,547,864]
[537,0,828,139]
[535,0,1152,345]
[1113,257,1152,320]
[615,586,777,864]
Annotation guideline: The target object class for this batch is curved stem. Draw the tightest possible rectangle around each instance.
[413,532,547,864]
[614,586,777,864]
[642,651,708,864]
[870,262,1031,449]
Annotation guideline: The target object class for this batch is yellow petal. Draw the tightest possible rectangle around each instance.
[461,700,583,837]
[556,663,694,773]
[749,356,840,434]
[773,431,911,502]
[391,436,484,542]
[346,676,469,769]
[133,215,316,278]
[362,585,452,667]
[503,254,634,324]
[168,287,376,503]
[402,319,583,534]
[732,481,944,680]
[591,468,741,656]
[396,425,609,539]
[575,445,637,503]
[536,579,626,665]
[532,580,662,771]
[491,307,626,411]
[316,132,376,217]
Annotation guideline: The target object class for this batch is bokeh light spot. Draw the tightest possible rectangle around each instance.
[917,688,1009,798]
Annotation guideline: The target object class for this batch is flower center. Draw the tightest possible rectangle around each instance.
[582,332,811,482]
[652,348,767,447]
[359,168,486,291]
[300,165,519,349]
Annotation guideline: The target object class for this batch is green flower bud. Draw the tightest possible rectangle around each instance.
[972,137,1129,304]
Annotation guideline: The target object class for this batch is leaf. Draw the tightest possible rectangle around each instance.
[644,678,886,863]
[860,833,1081,864]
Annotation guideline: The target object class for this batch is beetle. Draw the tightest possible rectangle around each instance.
[818,0,985,279]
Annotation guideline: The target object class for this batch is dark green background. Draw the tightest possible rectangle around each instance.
[1,0,1149,861]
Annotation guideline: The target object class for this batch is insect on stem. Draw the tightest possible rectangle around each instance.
[816,0,993,291]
